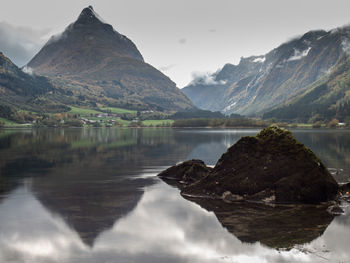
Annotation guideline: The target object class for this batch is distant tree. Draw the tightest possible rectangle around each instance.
[92,122,102,127]
[312,121,323,128]
[172,118,267,128]
[171,109,224,119]
[344,117,350,126]
[65,119,83,127]
[0,105,14,119]
[327,118,339,128]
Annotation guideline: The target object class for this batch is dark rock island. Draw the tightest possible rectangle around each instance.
[159,126,339,204]
[158,126,342,248]
[158,159,212,186]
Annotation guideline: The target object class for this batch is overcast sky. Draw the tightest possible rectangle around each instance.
[1,0,350,87]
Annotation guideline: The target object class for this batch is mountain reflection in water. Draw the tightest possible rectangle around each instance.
[0,181,349,263]
[0,128,349,262]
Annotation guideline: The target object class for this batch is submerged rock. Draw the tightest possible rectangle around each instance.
[160,126,339,204]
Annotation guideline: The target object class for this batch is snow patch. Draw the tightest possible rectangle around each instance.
[223,102,237,112]
[253,56,265,63]
[22,66,33,75]
[287,47,311,61]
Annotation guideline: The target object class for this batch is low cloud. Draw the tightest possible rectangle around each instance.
[0,22,50,67]
[158,64,176,72]
[341,38,350,55]
[22,66,34,75]
[189,71,227,86]
[287,47,311,62]
[208,29,217,33]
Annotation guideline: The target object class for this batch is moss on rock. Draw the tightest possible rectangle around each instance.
[179,126,339,204]
[158,159,212,188]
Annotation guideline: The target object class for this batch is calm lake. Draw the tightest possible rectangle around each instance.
[0,128,349,263]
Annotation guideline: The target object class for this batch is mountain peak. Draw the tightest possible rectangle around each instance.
[76,6,105,25]
[25,6,193,111]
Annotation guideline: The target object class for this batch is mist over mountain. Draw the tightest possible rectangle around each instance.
[183,25,350,119]
[26,6,193,112]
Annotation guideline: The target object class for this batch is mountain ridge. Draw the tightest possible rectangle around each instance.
[27,6,194,112]
[183,26,350,116]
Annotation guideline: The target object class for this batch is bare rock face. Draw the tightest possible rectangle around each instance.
[160,126,339,204]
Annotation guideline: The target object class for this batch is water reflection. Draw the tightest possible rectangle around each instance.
[292,129,350,182]
[0,128,349,262]
[0,128,197,246]
[184,197,334,249]
[0,181,349,263]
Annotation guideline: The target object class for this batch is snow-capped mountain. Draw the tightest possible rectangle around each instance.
[183,26,350,116]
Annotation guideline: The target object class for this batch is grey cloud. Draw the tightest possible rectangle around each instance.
[0,22,50,67]
[178,38,187,44]
[189,71,226,86]
[208,29,216,33]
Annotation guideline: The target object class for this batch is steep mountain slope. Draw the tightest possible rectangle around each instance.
[0,52,52,96]
[0,52,67,114]
[183,56,265,111]
[27,6,193,111]
[263,55,350,122]
[183,27,349,115]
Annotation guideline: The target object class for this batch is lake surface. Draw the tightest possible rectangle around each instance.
[0,128,349,263]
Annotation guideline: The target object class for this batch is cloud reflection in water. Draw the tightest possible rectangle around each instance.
[0,179,349,263]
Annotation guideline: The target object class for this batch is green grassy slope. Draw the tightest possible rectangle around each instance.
[263,56,350,122]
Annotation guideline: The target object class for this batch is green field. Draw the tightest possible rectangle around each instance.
[0,117,20,126]
[100,107,136,114]
[118,119,131,125]
[295,123,314,128]
[142,119,174,126]
[69,106,103,116]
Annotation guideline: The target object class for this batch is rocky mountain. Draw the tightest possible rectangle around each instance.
[27,6,193,111]
[264,54,350,122]
[183,26,350,116]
